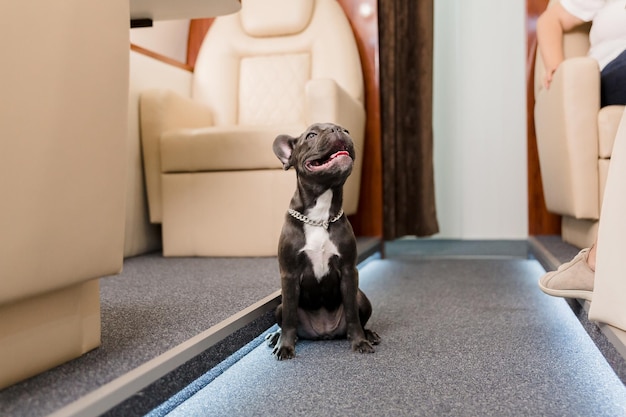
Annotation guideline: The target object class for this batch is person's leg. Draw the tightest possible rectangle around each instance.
[600,50,626,107]
[587,242,596,270]
[588,110,626,331]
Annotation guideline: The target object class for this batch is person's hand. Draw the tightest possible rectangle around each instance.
[543,65,558,89]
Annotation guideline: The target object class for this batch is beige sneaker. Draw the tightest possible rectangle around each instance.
[538,248,594,301]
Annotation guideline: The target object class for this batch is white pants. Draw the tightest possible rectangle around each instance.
[589,109,626,331]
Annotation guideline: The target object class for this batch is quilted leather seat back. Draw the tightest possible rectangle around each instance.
[238,53,310,126]
[192,0,364,127]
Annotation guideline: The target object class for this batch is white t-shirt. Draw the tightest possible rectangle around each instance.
[560,0,626,69]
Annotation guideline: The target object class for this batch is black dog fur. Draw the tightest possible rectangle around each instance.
[266,122,380,360]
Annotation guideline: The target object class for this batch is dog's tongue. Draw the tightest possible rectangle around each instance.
[307,149,352,170]
[330,150,350,160]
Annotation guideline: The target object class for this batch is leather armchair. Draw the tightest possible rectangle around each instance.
[0,0,128,388]
[534,6,625,248]
[139,0,365,257]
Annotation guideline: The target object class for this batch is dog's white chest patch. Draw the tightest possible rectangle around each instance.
[300,190,339,281]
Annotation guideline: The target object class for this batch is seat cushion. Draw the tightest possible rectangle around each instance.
[160,125,305,173]
[598,105,626,158]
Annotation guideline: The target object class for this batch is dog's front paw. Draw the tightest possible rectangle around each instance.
[270,329,296,360]
[351,339,375,354]
[273,345,296,360]
[265,331,280,348]
[365,329,381,345]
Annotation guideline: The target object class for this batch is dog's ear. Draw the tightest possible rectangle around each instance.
[273,134,297,170]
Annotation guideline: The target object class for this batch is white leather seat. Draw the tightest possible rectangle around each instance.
[140,0,365,256]
[534,2,625,248]
[0,0,128,389]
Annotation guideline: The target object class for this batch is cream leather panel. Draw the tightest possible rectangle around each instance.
[126,50,196,256]
[535,57,600,219]
[240,0,314,37]
[0,0,129,304]
[598,106,626,159]
[561,217,598,249]
[161,125,303,172]
[161,170,296,256]
[140,89,215,223]
[0,280,100,389]
[239,53,310,126]
[598,158,610,211]
[0,0,128,388]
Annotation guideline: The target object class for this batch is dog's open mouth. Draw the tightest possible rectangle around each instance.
[305,150,352,171]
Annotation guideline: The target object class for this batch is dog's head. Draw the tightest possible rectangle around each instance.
[273,123,355,185]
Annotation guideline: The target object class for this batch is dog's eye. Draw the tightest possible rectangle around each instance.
[306,132,317,140]
[343,129,350,134]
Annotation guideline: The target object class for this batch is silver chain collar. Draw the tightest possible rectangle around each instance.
[287,208,344,230]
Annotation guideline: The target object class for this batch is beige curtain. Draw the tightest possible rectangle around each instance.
[379,0,439,239]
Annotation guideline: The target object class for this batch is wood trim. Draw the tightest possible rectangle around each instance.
[338,0,383,237]
[187,19,215,68]
[130,43,194,72]
[526,0,561,235]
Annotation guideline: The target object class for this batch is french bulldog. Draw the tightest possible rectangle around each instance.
[266,122,380,360]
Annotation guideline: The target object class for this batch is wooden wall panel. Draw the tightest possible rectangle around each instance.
[338,0,383,237]
[187,18,214,68]
[526,0,561,235]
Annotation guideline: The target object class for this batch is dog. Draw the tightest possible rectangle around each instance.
[266,122,380,360]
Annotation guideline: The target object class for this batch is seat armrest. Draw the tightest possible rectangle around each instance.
[534,56,601,219]
[598,105,626,158]
[305,78,366,141]
[305,78,366,214]
[140,89,214,223]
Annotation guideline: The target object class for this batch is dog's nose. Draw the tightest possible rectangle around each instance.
[330,126,345,134]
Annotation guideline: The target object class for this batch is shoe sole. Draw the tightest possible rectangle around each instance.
[538,280,593,301]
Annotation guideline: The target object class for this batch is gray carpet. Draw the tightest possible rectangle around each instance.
[2,239,625,417]
[0,254,281,417]
[532,235,582,266]
[159,256,626,417]
[0,238,380,417]
[385,238,530,259]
